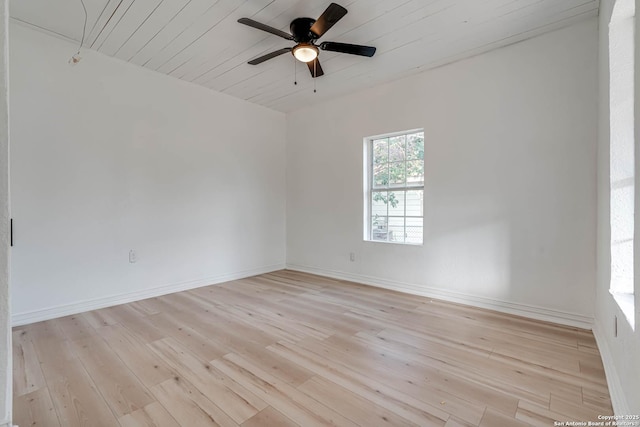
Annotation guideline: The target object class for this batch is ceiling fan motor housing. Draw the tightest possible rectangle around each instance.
[238,3,375,78]
[290,18,317,43]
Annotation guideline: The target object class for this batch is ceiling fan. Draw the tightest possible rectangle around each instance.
[238,3,376,78]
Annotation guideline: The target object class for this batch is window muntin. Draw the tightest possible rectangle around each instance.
[367,130,424,245]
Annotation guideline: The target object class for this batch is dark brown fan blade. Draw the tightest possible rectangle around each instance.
[320,41,376,57]
[309,3,347,38]
[238,18,293,40]
[306,58,324,78]
[248,48,292,65]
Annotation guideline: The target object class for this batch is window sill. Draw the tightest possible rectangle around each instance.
[610,290,635,330]
[364,239,423,247]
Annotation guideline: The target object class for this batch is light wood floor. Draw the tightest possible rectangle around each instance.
[13,270,612,427]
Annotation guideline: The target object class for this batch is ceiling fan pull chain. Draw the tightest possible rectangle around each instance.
[294,58,298,85]
[314,61,317,93]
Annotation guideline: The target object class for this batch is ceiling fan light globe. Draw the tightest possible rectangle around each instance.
[292,44,318,62]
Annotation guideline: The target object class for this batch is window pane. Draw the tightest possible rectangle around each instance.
[371,191,388,217]
[373,164,389,188]
[367,130,424,245]
[406,190,423,217]
[388,191,405,217]
[407,133,424,160]
[406,160,424,185]
[406,217,423,244]
[373,139,388,164]
[388,217,405,243]
[371,216,388,241]
[389,135,406,162]
[389,162,406,186]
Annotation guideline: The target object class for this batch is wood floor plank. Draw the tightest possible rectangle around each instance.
[212,353,361,427]
[31,335,77,371]
[515,399,572,427]
[267,340,449,426]
[82,308,120,329]
[69,334,155,417]
[147,311,230,362]
[12,329,46,396]
[149,337,267,423]
[480,407,530,427]
[13,270,614,426]
[444,416,477,427]
[13,387,61,427]
[549,393,604,422]
[374,326,572,406]
[298,375,423,427]
[19,321,78,372]
[163,304,278,355]
[118,401,182,427]
[55,314,96,341]
[488,350,603,394]
[241,406,300,427]
[215,303,333,342]
[14,320,65,342]
[268,296,385,336]
[232,344,315,387]
[151,376,239,427]
[582,386,614,410]
[106,304,165,343]
[353,330,519,416]
[41,359,119,426]
[299,333,485,424]
[133,296,180,316]
[96,323,176,388]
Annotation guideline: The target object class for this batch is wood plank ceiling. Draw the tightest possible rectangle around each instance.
[10,0,599,112]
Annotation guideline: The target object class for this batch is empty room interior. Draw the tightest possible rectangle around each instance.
[0,0,640,425]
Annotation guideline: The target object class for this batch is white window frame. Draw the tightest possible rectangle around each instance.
[609,0,636,329]
[363,128,424,245]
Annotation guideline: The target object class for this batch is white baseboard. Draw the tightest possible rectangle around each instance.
[286,263,594,330]
[12,263,286,326]
[592,322,632,417]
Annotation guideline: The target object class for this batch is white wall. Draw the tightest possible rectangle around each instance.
[286,19,599,328]
[9,23,286,324]
[8,6,637,418]
[0,2,9,425]
[594,0,640,415]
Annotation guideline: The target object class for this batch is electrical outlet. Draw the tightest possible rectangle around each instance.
[349,252,356,262]
[129,249,138,264]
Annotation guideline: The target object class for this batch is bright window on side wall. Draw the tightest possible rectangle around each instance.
[609,0,636,328]
[364,130,424,245]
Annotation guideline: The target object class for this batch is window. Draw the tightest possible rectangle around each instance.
[364,130,424,244]
[609,0,635,328]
